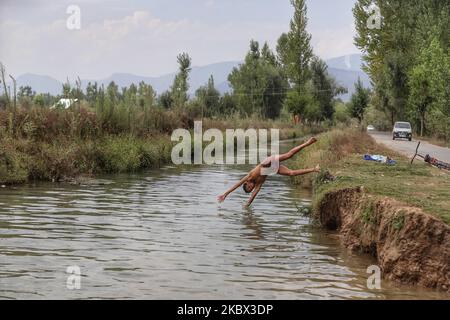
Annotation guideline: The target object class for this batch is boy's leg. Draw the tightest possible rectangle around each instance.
[277,137,317,162]
[277,165,319,176]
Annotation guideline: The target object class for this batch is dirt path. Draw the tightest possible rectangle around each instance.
[370,132,450,163]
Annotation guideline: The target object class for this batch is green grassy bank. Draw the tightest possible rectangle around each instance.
[0,134,172,185]
[290,128,450,224]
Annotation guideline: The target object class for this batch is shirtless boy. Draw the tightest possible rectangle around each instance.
[217,137,320,207]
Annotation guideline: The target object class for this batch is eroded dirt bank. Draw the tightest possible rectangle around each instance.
[317,187,450,292]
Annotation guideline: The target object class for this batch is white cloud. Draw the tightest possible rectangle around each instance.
[0,9,287,80]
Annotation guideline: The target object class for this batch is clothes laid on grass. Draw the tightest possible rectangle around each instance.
[363,154,397,165]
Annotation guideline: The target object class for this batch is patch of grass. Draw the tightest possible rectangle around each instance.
[361,199,377,225]
[294,129,450,225]
[392,211,406,231]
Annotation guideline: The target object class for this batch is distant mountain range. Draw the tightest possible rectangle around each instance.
[326,54,371,101]
[8,54,370,102]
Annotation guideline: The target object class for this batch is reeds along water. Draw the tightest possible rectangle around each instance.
[0,103,317,185]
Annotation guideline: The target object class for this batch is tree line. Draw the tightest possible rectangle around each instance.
[353,0,450,139]
[6,0,447,140]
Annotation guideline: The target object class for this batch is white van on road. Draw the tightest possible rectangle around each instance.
[393,122,412,141]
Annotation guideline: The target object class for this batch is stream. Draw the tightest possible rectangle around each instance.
[0,140,446,299]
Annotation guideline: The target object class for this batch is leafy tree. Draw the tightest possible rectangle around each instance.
[159,91,173,109]
[276,0,313,89]
[95,85,106,131]
[353,0,450,130]
[71,77,84,101]
[124,83,138,107]
[195,75,220,117]
[33,94,45,107]
[138,81,156,109]
[334,101,351,125]
[86,82,98,105]
[171,52,192,108]
[354,1,411,122]
[304,99,322,123]
[229,40,262,115]
[408,36,450,136]
[275,0,316,121]
[229,40,286,118]
[261,42,278,67]
[106,81,119,104]
[283,89,312,120]
[104,81,119,128]
[62,80,71,97]
[310,57,347,120]
[17,86,35,109]
[260,63,286,119]
[219,93,237,116]
[18,86,34,99]
[349,78,370,123]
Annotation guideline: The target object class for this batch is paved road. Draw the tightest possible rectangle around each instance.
[369,131,450,163]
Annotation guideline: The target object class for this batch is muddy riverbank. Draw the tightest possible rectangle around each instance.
[289,129,450,293]
[318,187,450,292]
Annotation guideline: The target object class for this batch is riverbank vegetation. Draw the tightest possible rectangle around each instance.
[0,105,316,184]
[291,128,450,224]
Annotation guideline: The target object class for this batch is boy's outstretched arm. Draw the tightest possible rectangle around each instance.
[218,173,250,203]
[245,183,262,207]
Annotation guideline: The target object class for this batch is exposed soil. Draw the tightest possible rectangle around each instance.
[318,187,450,292]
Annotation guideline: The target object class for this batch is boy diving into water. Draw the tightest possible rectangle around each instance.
[217,137,320,207]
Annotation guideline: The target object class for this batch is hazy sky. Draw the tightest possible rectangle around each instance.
[0,0,359,81]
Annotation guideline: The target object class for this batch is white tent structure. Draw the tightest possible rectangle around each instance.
[51,98,78,109]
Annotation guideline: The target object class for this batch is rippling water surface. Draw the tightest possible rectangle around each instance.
[0,141,447,299]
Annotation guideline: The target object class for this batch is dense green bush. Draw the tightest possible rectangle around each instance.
[0,138,29,184]
[97,135,142,173]
[0,133,174,184]
[333,102,351,125]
